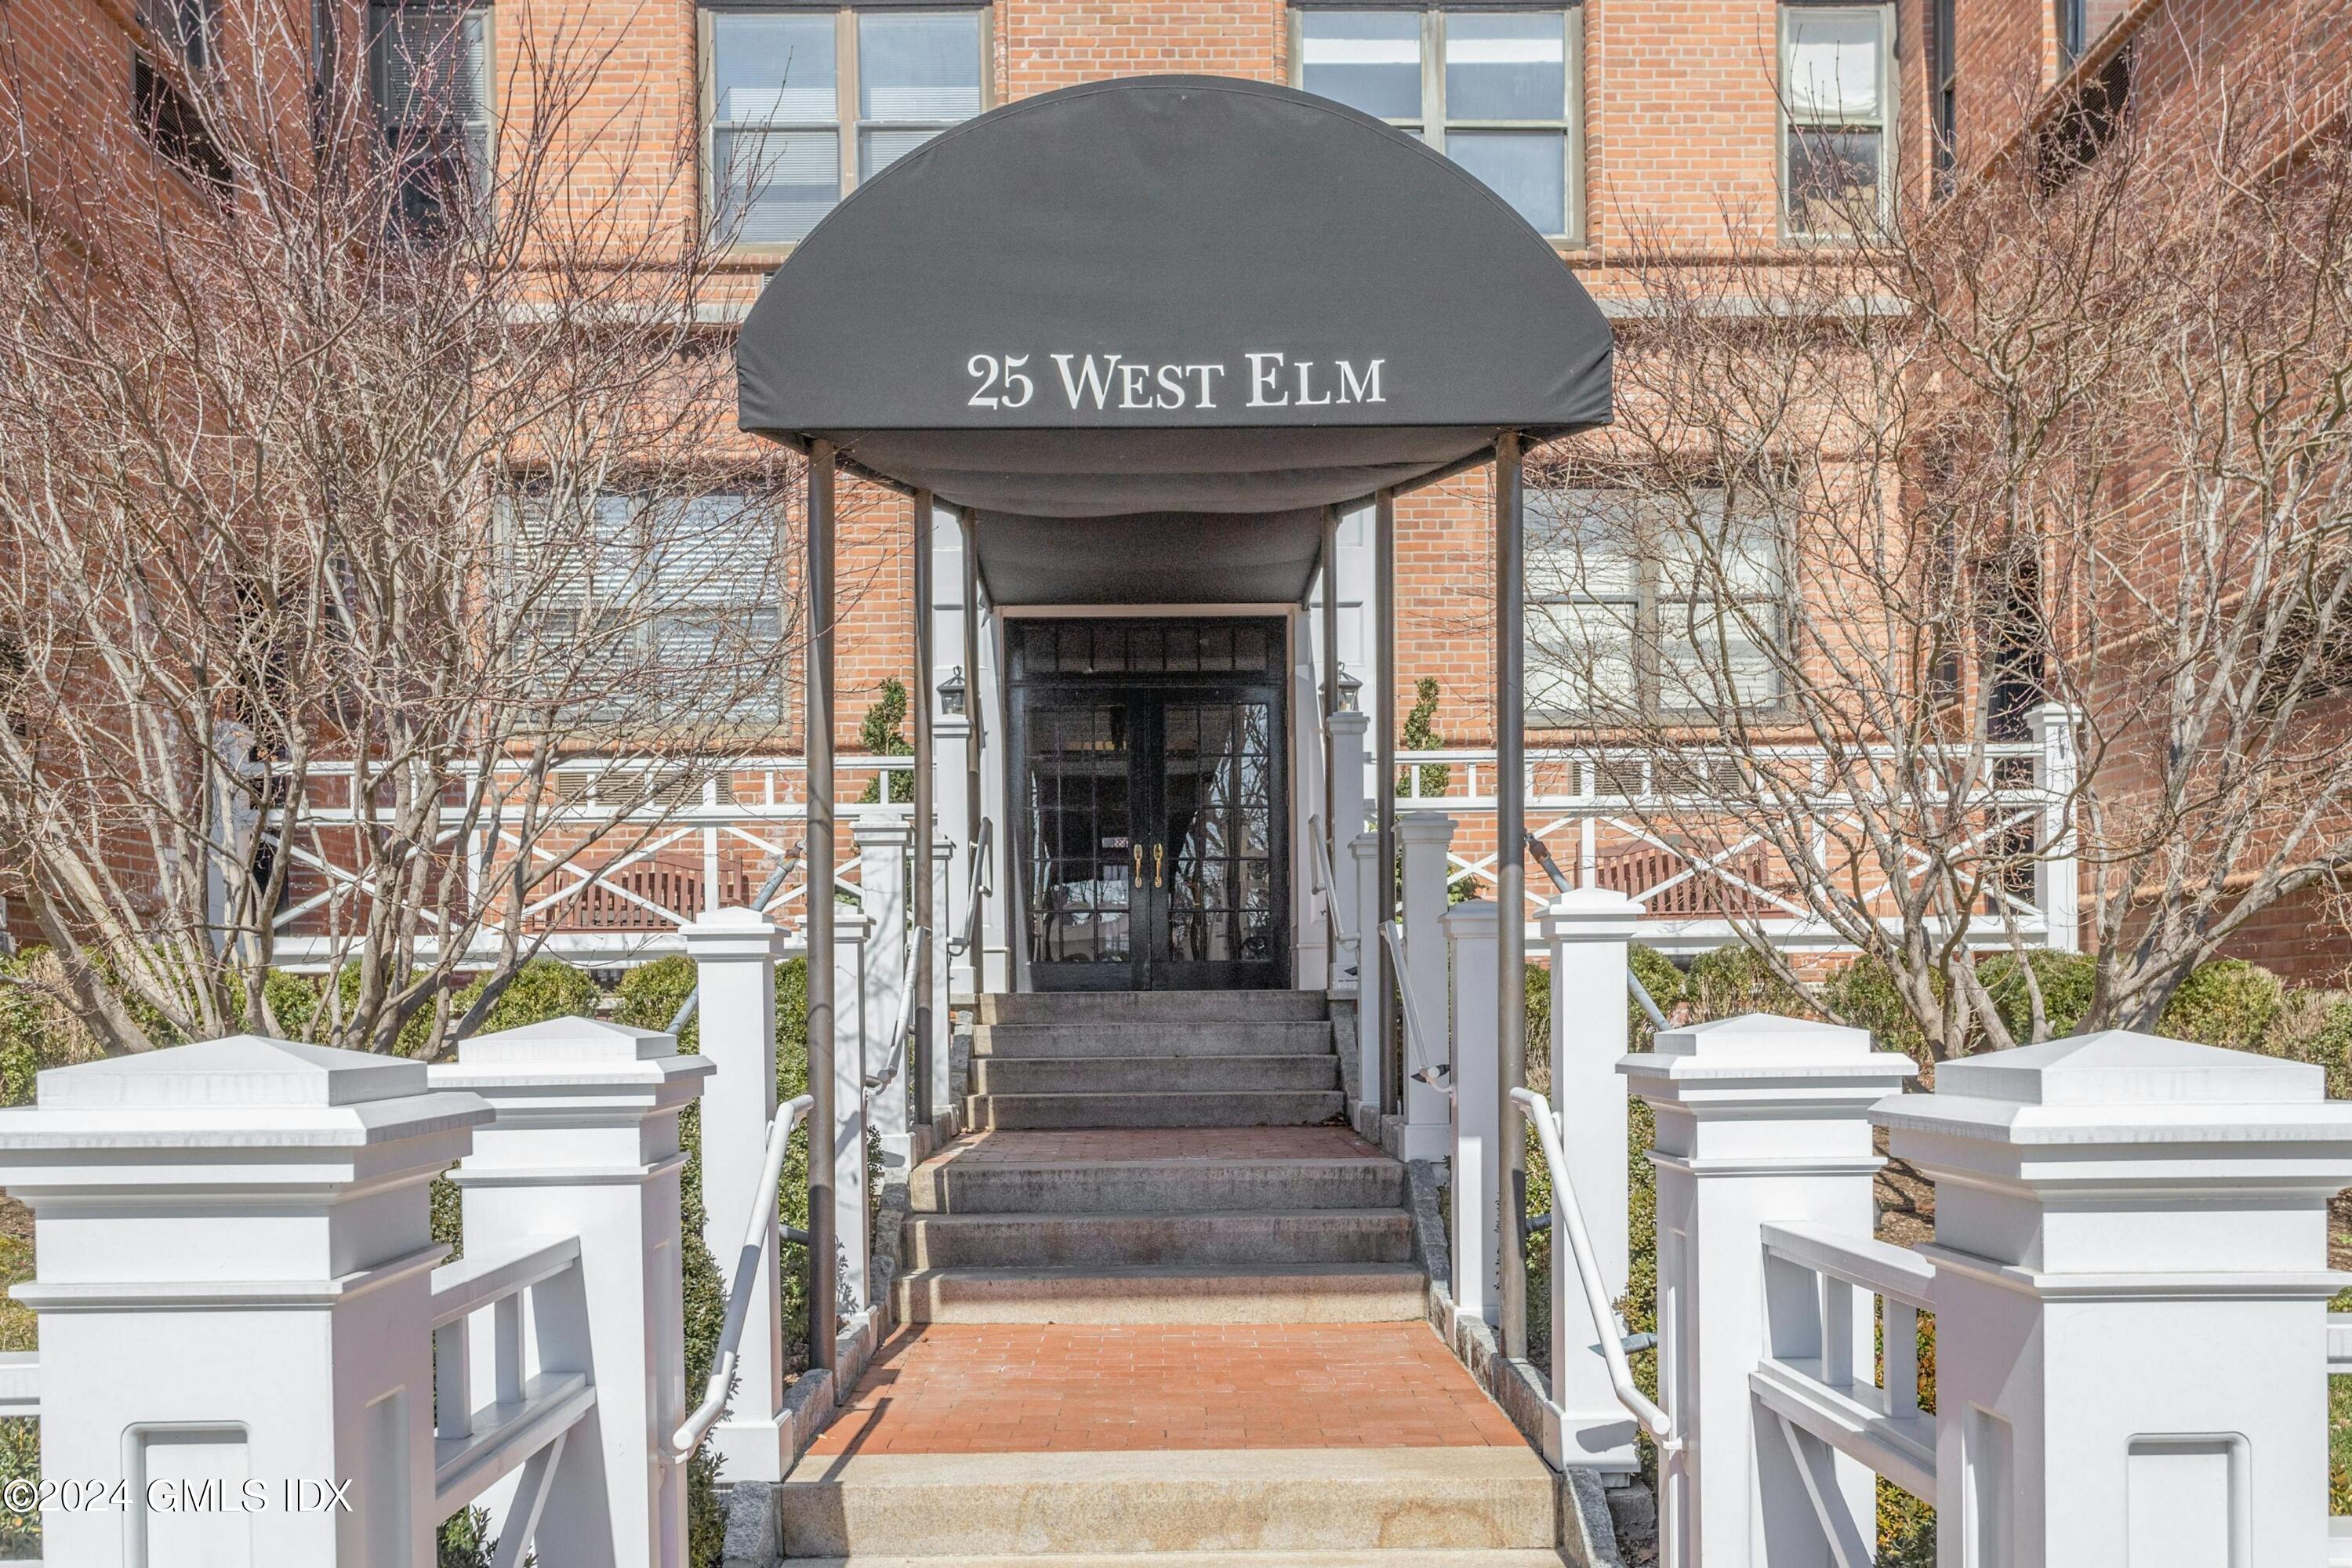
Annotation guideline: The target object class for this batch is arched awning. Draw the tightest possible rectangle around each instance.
[738,74,1612,601]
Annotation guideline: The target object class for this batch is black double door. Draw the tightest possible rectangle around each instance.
[1013,619,1288,992]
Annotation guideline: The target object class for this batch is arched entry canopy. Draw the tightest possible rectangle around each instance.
[738,73,1613,603]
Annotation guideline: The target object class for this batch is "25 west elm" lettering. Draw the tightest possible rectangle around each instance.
[966,353,1386,412]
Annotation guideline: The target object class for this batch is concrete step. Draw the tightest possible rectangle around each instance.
[891,1261,1427,1323]
[973,1020,1337,1058]
[961,1090,1345,1131]
[776,1447,1557,1557]
[980,991,1328,1025]
[967,1054,1339,1096]
[902,1208,1413,1269]
[789,1555,1572,1567]
[911,1152,1406,1215]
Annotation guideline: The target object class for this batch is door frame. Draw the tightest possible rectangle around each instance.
[1006,615,1292,993]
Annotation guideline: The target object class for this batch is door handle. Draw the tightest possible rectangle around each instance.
[1131,843,1142,886]
[1153,843,1164,888]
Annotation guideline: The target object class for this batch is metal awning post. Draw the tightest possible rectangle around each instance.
[1319,506,1340,981]
[1374,488,1398,1118]
[806,439,839,1374]
[961,510,985,981]
[1494,433,1528,1362]
[912,488,936,1128]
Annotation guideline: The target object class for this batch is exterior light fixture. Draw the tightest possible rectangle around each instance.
[939,666,967,717]
[1337,669,1363,713]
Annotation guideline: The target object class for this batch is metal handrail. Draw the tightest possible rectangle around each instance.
[866,924,930,1095]
[1308,813,1354,950]
[948,818,993,959]
[1511,1086,1680,1453]
[670,1091,816,1460]
[1378,919,1449,1091]
[666,850,804,1036]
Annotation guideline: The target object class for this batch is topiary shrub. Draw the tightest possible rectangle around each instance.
[1976,949,2096,1044]
[1686,943,1811,1022]
[2158,958,2285,1053]
[1396,677,1453,800]
[856,679,915,804]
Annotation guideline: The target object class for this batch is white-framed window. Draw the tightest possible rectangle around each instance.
[703,5,989,249]
[1526,487,1786,722]
[370,3,493,224]
[2057,0,2133,67]
[1294,6,1583,242]
[1778,3,1893,242]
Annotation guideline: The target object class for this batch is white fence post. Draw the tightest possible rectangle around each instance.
[1880,1031,2352,1567]
[928,835,955,1129]
[435,1019,710,1568]
[678,907,790,1482]
[854,811,914,1168]
[1542,887,1642,1474]
[1396,812,1456,1162]
[833,911,873,1320]
[0,1037,488,1567]
[1621,1015,1916,1568]
[1327,710,1370,993]
[1349,828,1384,1130]
[1446,898,1501,1325]
[2027,702,2082,953]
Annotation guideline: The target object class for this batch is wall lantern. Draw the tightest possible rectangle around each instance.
[1337,669,1362,713]
[939,666,967,717]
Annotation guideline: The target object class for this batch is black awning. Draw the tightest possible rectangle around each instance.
[738,74,1613,600]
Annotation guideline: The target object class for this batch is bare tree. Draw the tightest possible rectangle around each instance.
[0,0,807,1055]
[1528,24,2352,1056]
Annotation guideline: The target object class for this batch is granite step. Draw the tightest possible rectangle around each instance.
[902,1207,1412,1269]
[891,1261,1427,1324]
[967,1053,1339,1096]
[960,1089,1345,1131]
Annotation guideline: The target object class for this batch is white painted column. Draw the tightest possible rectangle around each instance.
[928,836,955,1129]
[2027,702,2083,953]
[1620,1016,1915,1568]
[0,1037,488,1568]
[677,907,789,1480]
[1446,898,1501,1326]
[1349,827,1385,1128]
[1396,812,1456,1162]
[833,912,873,1317]
[1542,887,1643,1474]
[1327,710,1369,995]
[1882,1032,2352,1568]
[976,610,1013,994]
[936,712,975,1000]
[1291,613,1328,990]
[854,811,914,1168]
[436,1018,711,1568]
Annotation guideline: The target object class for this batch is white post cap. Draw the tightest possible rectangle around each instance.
[1326,710,1370,736]
[852,811,915,847]
[1541,887,1642,941]
[1397,813,1457,844]
[681,905,785,958]
[1443,897,1499,937]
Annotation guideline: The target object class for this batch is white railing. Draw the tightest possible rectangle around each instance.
[1511,1087,1676,1450]
[1378,919,1448,1091]
[1308,812,1356,982]
[674,1092,815,1459]
[1387,714,2075,954]
[1752,1221,1936,1511]
[430,1234,597,1563]
[949,817,993,960]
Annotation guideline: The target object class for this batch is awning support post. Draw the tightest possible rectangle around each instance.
[1374,488,1398,1119]
[806,439,839,1375]
[912,487,936,1128]
[961,510,985,985]
[1319,505,1341,985]
[1494,432,1528,1362]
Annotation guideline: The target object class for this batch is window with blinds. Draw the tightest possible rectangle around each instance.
[370,3,492,227]
[1526,486,1787,722]
[1779,5,1893,242]
[515,492,788,724]
[706,7,988,249]
[1294,8,1582,241]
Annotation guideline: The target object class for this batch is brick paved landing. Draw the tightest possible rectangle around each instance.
[806,1323,1525,1456]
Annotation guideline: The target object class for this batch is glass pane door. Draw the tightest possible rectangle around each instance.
[1022,702,1135,983]
[1158,698,1281,985]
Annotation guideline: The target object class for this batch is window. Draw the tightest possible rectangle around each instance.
[1930,0,1957,195]
[140,0,218,72]
[1779,4,1893,241]
[2057,0,2132,67]
[133,0,230,188]
[1526,487,1786,720]
[705,7,988,249]
[371,4,492,227]
[518,492,789,723]
[1295,8,1581,241]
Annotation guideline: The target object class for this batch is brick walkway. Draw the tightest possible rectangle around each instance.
[806,1323,1526,1456]
[928,1126,1385,1164]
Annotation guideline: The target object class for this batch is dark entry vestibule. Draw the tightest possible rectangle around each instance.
[1011,617,1288,992]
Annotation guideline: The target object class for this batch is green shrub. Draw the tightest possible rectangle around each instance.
[856,678,915,804]
[0,949,101,1107]
[1977,949,2096,1044]
[2261,989,2352,1098]
[1824,954,1928,1058]
[1628,944,1685,1044]
[1686,944,1810,1022]
[2158,958,2285,1052]
[1396,677,1453,800]
[457,957,599,1039]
